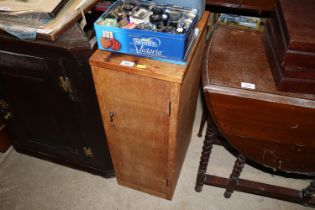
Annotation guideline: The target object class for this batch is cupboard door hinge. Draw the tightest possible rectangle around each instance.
[59,76,73,94]
[0,99,12,121]
[109,112,115,128]
[165,178,170,187]
[168,101,171,117]
[83,146,93,158]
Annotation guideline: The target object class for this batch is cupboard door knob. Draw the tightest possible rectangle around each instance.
[0,99,12,121]
[0,99,9,111]
[3,112,12,121]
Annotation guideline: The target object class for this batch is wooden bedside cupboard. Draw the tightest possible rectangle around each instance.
[90,12,209,199]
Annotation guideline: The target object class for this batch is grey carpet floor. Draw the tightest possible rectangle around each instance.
[0,99,312,210]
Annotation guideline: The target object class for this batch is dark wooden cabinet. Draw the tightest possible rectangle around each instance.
[0,24,114,177]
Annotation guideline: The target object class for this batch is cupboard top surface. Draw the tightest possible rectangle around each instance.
[0,24,89,51]
[89,12,209,84]
[203,25,315,106]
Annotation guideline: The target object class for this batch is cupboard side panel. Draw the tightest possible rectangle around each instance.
[170,27,207,195]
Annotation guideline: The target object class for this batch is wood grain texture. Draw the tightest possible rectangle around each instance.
[207,93,315,173]
[203,25,315,175]
[206,0,242,9]
[204,25,315,100]
[264,21,315,94]
[169,23,207,195]
[92,67,171,196]
[241,0,275,11]
[89,52,185,83]
[206,0,275,11]
[262,1,315,94]
[90,12,210,199]
[278,0,315,52]
[266,3,315,74]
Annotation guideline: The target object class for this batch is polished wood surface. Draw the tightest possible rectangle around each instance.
[206,0,242,8]
[204,26,315,100]
[264,22,315,94]
[90,12,209,199]
[195,25,315,206]
[262,0,315,94]
[206,0,275,11]
[203,25,315,174]
[267,8,315,74]
[278,0,315,52]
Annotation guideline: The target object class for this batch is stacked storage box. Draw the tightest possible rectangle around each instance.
[263,0,315,94]
[94,0,204,62]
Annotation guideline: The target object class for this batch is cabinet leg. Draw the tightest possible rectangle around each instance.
[302,179,315,204]
[195,121,216,192]
[224,154,246,198]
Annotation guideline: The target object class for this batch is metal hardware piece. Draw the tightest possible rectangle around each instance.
[165,178,170,186]
[168,101,171,117]
[3,112,12,121]
[59,76,73,93]
[0,99,12,121]
[83,146,93,158]
[109,112,115,122]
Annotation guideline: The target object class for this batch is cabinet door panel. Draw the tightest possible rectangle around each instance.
[93,67,170,193]
[0,51,81,155]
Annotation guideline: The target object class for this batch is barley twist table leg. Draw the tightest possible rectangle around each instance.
[195,122,216,192]
[224,154,246,198]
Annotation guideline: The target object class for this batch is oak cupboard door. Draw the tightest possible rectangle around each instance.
[93,67,171,196]
[90,11,210,198]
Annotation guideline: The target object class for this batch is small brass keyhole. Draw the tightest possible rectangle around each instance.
[109,112,115,128]
[109,112,114,122]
